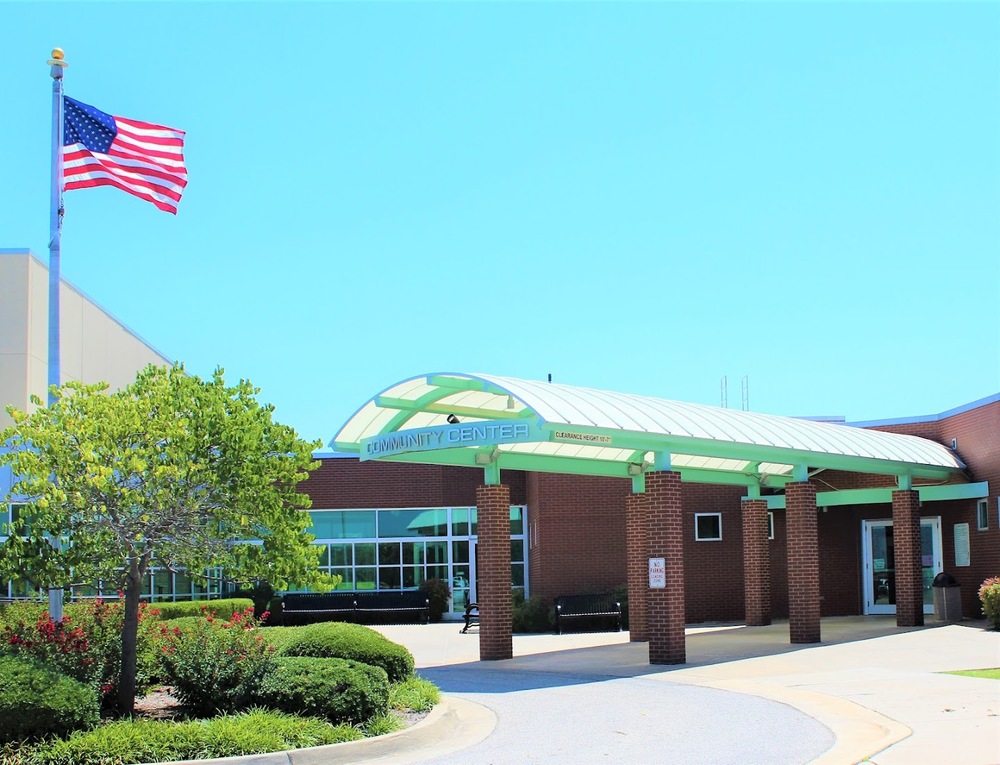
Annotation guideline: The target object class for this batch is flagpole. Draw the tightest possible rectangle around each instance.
[47,47,67,622]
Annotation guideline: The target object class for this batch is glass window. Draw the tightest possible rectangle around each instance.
[511,540,524,563]
[768,512,775,540]
[329,544,352,567]
[977,500,989,531]
[452,540,469,563]
[378,542,400,565]
[379,509,448,538]
[510,506,523,535]
[511,564,525,588]
[309,510,376,539]
[426,541,448,564]
[355,567,377,589]
[378,567,401,589]
[402,542,424,565]
[402,567,424,588]
[695,513,722,541]
[452,508,469,536]
[331,569,353,590]
[355,543,376,566]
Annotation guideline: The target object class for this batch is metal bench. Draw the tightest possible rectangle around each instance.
[354,591,430,625]
[554,593,622,635]
[461,602,479,633]
[281,592,357,626]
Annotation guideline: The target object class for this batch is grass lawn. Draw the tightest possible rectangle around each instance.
[946,668,1000,680]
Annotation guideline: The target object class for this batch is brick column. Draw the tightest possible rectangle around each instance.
[892,489,924,628]
[476,483,512,660]
[742,498,771,626]
[625,492,648,642]
[646,471,685,664]
[786,481,820,644]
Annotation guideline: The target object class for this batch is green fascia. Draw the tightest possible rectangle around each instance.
[544,425,958,481]
[918,481,989,502]
[764,481,989,510]
[426,375,508,396]
[331,440,361,453]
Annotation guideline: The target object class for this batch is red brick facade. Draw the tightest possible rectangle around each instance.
[742,498,771,626]
[476,483,513,660]
[646,471,685,664]
[786,481,821,643]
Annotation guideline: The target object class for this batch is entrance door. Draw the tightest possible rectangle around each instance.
[862,517,942,615]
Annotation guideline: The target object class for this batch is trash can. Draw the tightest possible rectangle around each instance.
[932,572,962,622]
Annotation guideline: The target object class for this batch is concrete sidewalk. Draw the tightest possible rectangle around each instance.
[372,616,999,765]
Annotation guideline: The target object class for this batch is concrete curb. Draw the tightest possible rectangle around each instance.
[153,696,497,765]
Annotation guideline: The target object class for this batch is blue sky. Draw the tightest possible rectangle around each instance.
[4,2,999,446]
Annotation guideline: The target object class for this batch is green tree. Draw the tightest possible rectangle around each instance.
[0,364,330,715]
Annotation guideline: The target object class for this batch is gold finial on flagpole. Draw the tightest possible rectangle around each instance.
[48,48,68,68]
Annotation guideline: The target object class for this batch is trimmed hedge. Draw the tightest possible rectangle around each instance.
[0,656,99,743]
[257,656,390,724]
[148,598,254,621]
[278,622,415,682]
[20,709,361,765]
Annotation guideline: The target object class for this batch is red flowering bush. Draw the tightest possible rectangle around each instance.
[160,606,276,716]
[0,599,161,706]
[979,576,1000,630]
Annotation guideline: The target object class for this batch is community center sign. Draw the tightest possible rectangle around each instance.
[360,419,546,461]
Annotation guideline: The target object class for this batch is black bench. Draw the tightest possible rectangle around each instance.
[461,602,479,633]
[282,592,357,626]
[354,591,430,625]
[554,593,622,635]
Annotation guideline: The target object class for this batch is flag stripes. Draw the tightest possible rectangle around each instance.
[63,97,188,214]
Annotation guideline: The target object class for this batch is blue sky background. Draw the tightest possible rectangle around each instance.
[4,2,998,446]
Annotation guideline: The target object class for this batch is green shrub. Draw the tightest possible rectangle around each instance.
[390,675,440,712]
[257,656,390,724]
[149,598,254,621]
[361,712,404,737]
[0,656,99,743]
[258,625,301,652]
[23,709,360,765]
[278,622,414,682]
[419,578,451,622]
[979,577,1000,630]
[511,591,554,633]
[0,599,161,706]
[229,582,276,622]
[160,607,275,715]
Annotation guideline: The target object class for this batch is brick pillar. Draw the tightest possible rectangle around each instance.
[625,492,648,642]
[892,489,924,628]
[742,498,771,626]
[476,483,512,660]
[646,471,685,664]
[786,481,820,644]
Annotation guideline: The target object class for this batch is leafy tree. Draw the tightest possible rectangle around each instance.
[0,364,330,715]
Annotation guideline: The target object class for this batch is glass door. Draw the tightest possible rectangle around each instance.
[862,517,942,615]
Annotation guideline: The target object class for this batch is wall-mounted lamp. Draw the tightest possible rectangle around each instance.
[505,395,516,410]
[627,462,648,476]
[446,414,460,425]
[474,448,500,465]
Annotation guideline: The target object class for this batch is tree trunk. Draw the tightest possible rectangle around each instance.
[116,561,142,716]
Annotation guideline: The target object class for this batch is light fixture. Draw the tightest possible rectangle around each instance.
[474,447,500,465]
[446,414,460,425]
[505,395,516,410]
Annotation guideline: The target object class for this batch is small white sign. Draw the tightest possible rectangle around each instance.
[648,557,666,588]
[954,523,971,567]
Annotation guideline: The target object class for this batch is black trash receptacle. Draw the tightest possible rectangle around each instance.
[932,572,961,622]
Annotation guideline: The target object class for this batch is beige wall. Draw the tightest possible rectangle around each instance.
[0,249,172,428]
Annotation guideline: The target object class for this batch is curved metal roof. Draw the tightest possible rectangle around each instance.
[331,373,965,486]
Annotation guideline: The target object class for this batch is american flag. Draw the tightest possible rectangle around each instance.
[62,96,187,214]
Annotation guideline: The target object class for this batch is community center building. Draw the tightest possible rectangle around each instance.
[1,248,997,665]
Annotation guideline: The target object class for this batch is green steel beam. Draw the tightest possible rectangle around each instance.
[374,396,527,421]
[918,481,989,502]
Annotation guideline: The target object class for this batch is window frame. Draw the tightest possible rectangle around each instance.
[976,499,989,531]
[694,512,723,542]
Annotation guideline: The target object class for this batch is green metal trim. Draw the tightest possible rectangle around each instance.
[483,461,501,486]
[425,374,509,396]
[918,481,989,502]
[631,474,646,493]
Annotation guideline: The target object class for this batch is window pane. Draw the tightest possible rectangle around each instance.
[511,540,524,563]
[356,567,376,590]
[317,545,330,567]
[426,541,448,564]
[403,542,425,565]
[379,542,400,565]
[378,568,401,589]
[452,508,469,536]
[355,543,376,566]
[152,570,172,598]
[452,540,469,563]
[428,565,449,582]
[511,564,525,588]
[379,509,448,538]
[329,544,352,567]
[310,510,376,539]
[510,506,523,535]
[470,508,478,536]
[331,568,353,590]
[174,571,193,598]
[695,514,722,541]
[403,567,424,588]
